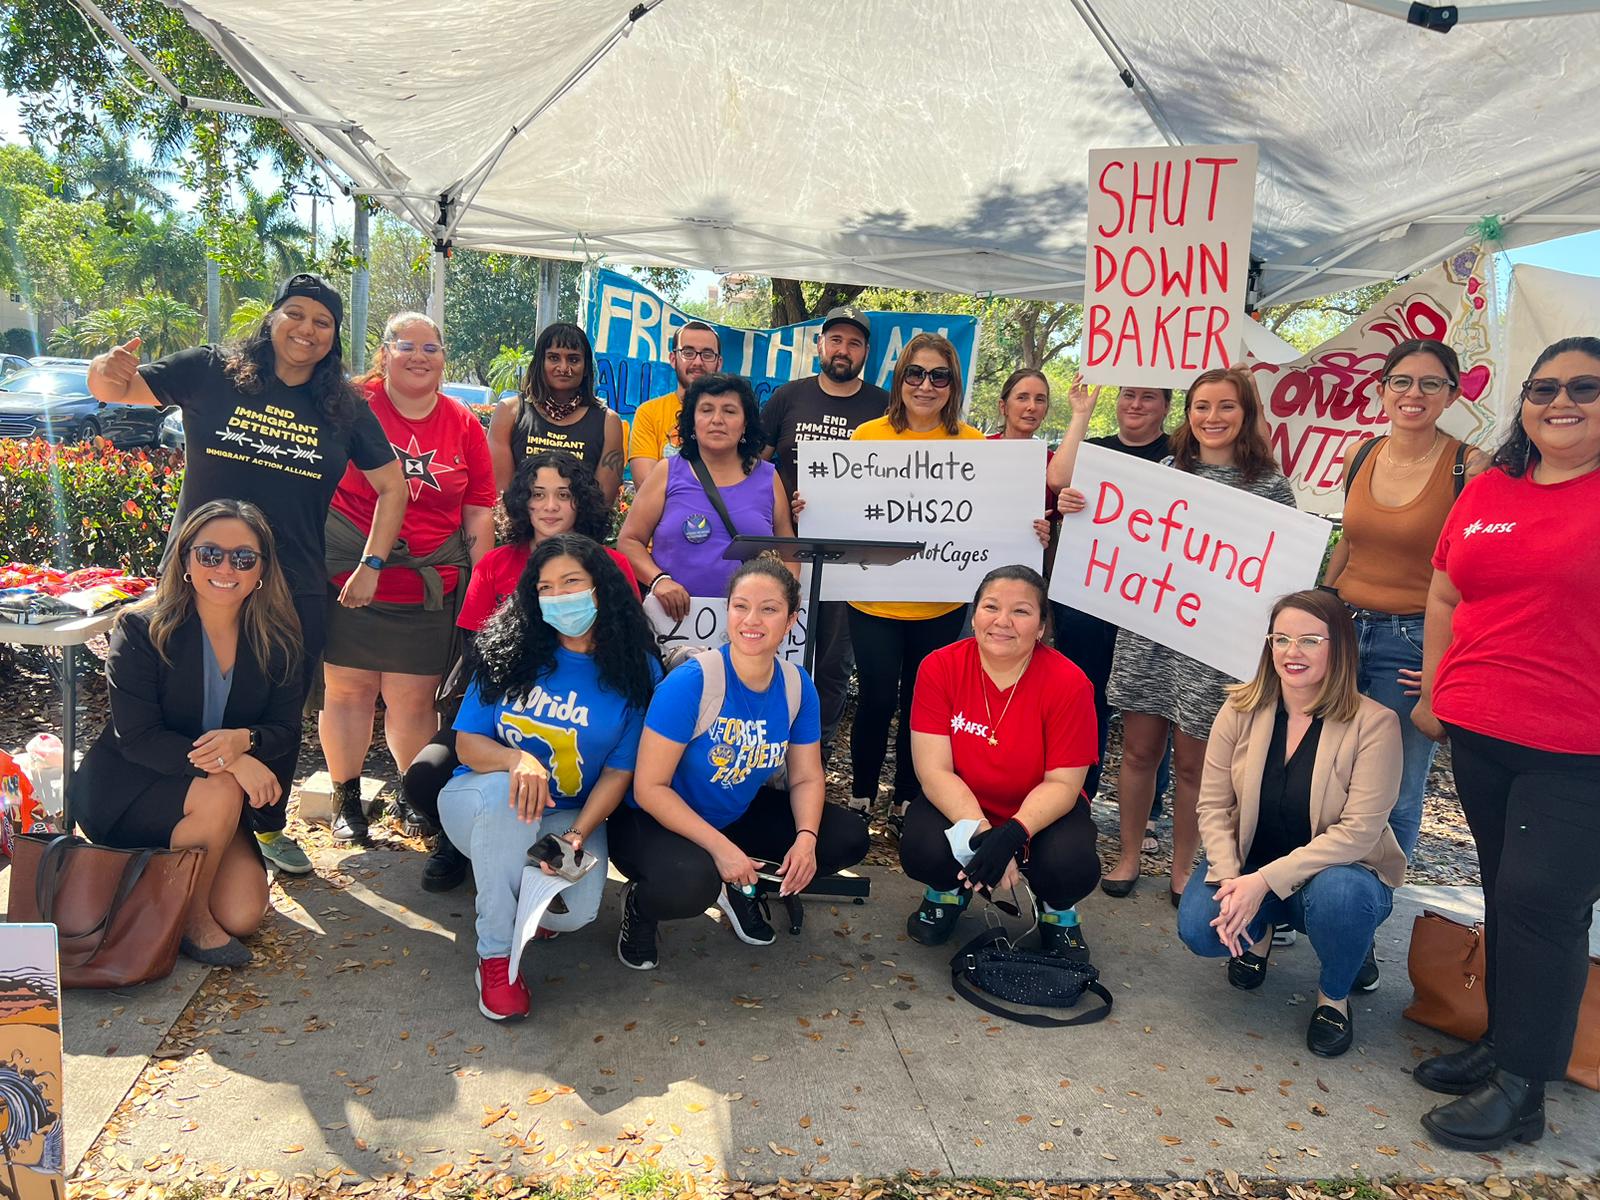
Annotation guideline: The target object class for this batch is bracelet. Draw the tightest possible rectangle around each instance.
[795,828,818,840]
[647,572,672,594]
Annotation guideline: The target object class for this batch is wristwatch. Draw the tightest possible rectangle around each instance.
[360,554,386,571]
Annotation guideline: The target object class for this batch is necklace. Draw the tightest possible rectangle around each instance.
[980,650,1034,747]
[1382,430,1441,472]
[536,392,583,422]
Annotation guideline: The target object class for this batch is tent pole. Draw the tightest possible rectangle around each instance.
[351,202,370,372]
[537,258,562,332]
[430,247,448,337]
[1066,0,1182,146]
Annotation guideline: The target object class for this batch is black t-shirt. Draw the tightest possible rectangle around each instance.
[1089,432,1171,463]
[510,399,609,477]
[1245,705,1321,872]
[761,375,889,497]
[141,346,394,596]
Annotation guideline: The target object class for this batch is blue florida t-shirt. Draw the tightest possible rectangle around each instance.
[641,644,821,829]
[452,647,658,808]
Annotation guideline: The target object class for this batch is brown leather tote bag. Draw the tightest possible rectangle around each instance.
[7,833,203,988]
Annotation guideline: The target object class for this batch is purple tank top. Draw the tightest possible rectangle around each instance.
[654,456,777,598]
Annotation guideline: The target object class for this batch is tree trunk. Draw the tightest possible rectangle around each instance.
[770,278,867,327]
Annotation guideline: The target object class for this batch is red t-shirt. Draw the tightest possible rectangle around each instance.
[1431,466,1600,754]
[986,432,1058,519]
[456,541,639,633]
[910,638,1097,823]
[330,381,498,604]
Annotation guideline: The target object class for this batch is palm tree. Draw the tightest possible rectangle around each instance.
[61,132,175,226]
[239,183,310,281]
[48,307,139,355]
[227,297,272,340]
[126,294,202,358]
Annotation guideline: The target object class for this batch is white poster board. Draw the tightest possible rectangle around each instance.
[797,440,1046,603]
[1048,444,1331,680]
[1081,144,1258,389]
[643,592,808,664]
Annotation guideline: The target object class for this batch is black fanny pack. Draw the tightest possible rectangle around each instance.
[950,926,1113,1028]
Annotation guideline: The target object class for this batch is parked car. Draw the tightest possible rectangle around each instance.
[159,407,185,451]
[0,364,169,448]
[441,382,494,407]
[0,354,30,379]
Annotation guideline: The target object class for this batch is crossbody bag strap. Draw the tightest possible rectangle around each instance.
[948,927,1114,1028]
[1344,436,1383,498]
[1452,440,1469,496]
[688,456,742,541]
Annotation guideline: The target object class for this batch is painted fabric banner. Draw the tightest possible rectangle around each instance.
[1248,251,1500,514]
[584,269,980,419]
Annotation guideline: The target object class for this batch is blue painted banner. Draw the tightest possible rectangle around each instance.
[584,268,980,419]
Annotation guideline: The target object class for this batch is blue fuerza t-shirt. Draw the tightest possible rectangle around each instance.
[452,647,657,808]
[641,643,821,829]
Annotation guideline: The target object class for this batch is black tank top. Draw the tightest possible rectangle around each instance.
[510,399,608,476]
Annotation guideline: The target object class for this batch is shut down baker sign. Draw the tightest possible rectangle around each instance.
[1049,445,1331,680]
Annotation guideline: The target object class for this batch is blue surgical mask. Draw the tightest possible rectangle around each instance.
[539,588,598,637]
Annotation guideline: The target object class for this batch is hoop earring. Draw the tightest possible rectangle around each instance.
[183,572,192,583]
[255,580,263,591]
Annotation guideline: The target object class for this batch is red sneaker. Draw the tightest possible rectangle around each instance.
[475,956,530,1022]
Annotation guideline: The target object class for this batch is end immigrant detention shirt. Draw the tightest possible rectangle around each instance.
[511,399,609,478]
[909,637,1097,824]
[640,643,822,829]
[450,647,659,806]
[456,541,639,633]
[761,376,889,498]
[141,347,395,595]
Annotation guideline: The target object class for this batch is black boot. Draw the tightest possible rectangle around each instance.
[1414,1038,1496,1095]
[330,779,369,844]
[1421,1067,1544,1151]
[421,836,470,892]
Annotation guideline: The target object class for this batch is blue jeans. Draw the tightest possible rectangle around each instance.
[1353,612,1435,859]
[438,772,609,960]
[1177,855,1394,1001]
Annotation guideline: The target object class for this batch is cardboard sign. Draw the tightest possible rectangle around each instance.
[1082,144,1258,388]
[1048,444,1331,680]
[643,592,809,664]
[585,268,980,417]
[797,440,1046,603]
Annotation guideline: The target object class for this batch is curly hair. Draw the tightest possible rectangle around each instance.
[503,451,610,546]
[1169,365,1277,483]
[222,308,362,433]
[469,533,660,714]
[676,372,765,468]
[520,322,597,409]
[1493,335,1600,478]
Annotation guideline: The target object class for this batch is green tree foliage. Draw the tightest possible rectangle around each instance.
[16,195,109,323]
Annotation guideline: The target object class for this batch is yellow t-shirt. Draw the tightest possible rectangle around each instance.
[628,390,683,462]
[848,417,984,621]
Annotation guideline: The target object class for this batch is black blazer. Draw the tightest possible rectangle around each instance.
[71,609,302,836]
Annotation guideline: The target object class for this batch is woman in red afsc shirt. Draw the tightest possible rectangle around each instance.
[902,565,1100,954]
[1411,337,1600,1153]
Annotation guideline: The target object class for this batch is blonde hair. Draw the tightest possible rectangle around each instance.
[356,311,443,386]
[1227,589,1361,723]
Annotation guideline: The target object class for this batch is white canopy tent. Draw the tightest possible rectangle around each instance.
[83,0,1600,305]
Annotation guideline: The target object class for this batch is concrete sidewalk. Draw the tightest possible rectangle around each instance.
[44,853,1600,1186]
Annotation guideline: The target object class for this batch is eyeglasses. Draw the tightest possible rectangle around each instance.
[673,347,722,362]
[1383,374,1455,396]
[1521,376,1600,405]
[192,544,262,571]
[903,365,954,389]
[387,338,444,356]
[1267,634,1329,652]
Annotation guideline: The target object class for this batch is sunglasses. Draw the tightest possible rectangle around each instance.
[1521,376,1600,405]
[903,365,954,389]
[192,544,263,572]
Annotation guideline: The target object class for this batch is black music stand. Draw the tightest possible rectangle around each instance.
[723,534,925,931]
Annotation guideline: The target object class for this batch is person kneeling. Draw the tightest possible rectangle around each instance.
[1178,589,1404,1058]
[437,534,661,1022]
[900,565,1100,955]
[609,559,869,969]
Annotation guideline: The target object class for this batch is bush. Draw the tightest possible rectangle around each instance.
[0,438,183,574]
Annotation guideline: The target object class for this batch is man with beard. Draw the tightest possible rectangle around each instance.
[627,321,723,487]
[761,305,890,764]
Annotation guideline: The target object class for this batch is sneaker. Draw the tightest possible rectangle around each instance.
[475,956,530,1022]
[617,882,659,970]
[330,780,369,844]
[255,831,313,875]
[420,838,470,892]
[1271,925,1298,948]
[717,885,776,946]
[1039,915,1090,961]
[906,888,969,947]
[1354,941,1381,992]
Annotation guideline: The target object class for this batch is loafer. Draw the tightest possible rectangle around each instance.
[421,838,470,893]
[1421,1069,1544,1151]
[255,831,313,875]
[1353,941,1380,992]
[1307,1003,1354,1057]
[1414,1038,1496,1096]
[1227,947,1271,991]
[180,934,252,968]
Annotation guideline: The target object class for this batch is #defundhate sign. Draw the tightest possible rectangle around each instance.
[1049,445,1331,680]
[1081,144,1259,389]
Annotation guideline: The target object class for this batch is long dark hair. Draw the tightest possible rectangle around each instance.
[469,533,660,713]
[503,451,610,545]
[520,322,596,409]
[1493,335,1600,478]
[222,313,362,433]
[1169,365,1276,482]
[676,372,764,469]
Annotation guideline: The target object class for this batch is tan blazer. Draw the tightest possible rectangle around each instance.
[1196,694,1406,898]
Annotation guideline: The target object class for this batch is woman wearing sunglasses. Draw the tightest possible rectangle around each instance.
[1178,590,1403,1058]
[321,312,498,845]
[71,500,305,969]
[1409,337,1600,1152]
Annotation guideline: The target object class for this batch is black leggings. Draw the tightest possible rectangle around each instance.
[847,607,966,806]
[403,725,458,839]
[898,794,1101,911]
[1446,722,1600,1080]
[609,788,869,923]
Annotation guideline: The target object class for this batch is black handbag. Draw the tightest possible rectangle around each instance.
[950,926,1113,1028]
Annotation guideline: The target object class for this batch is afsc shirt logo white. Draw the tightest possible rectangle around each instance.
[1460,519,1517,538]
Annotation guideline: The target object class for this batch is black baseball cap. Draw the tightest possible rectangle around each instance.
[271,273,345,358]
[820,305,870,340]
